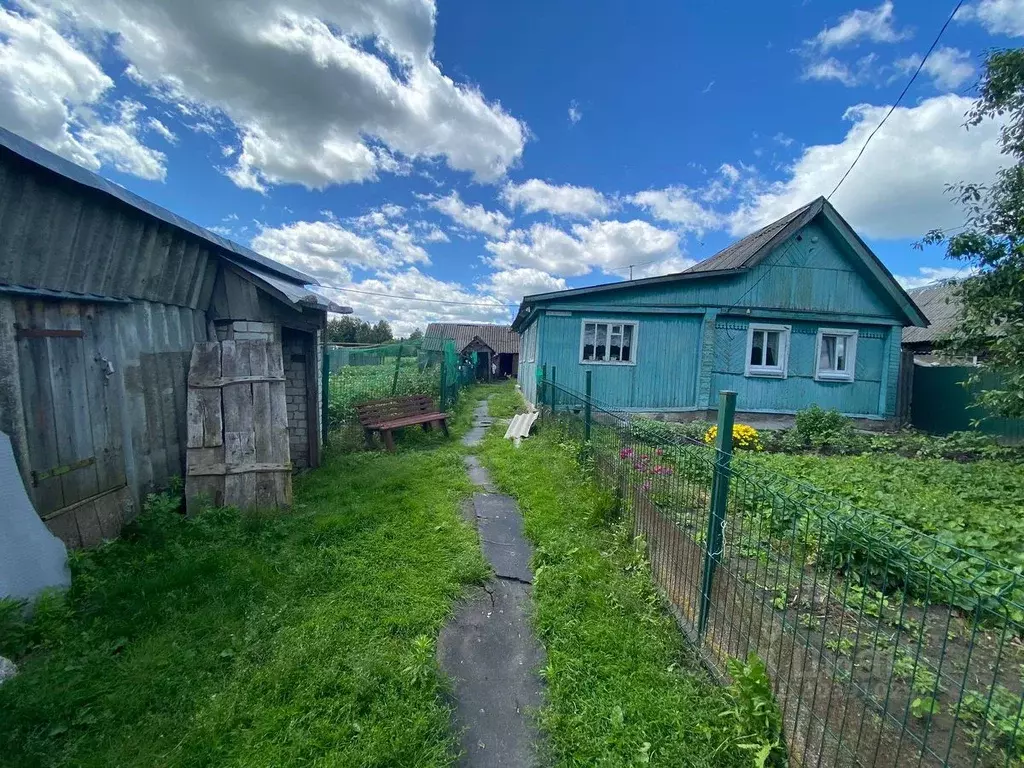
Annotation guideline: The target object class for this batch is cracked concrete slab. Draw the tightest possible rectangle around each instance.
[439,394,545,767]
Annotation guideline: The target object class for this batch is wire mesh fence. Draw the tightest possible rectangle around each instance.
[323,338,474,446]
[539,375,1024,768]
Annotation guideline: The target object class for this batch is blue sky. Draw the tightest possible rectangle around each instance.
[1,0,1022,333]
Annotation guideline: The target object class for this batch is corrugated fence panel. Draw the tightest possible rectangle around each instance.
[911,365,1024,444]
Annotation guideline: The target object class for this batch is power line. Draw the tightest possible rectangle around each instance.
[317,282,519,308]
[715,0,966,336]
[827,0,967,201]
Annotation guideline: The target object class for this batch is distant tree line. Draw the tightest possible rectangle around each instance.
[326,317,394,344]
[325,317,425,344]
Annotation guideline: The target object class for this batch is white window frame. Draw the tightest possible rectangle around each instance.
[745,323,790,378]
[815,328,858,382]
[579,318,638,366]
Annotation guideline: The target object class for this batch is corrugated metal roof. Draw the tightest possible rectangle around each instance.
[683,199,817,274]
[903,281,960,345]
[0,125,315,287]
[424,323,519,354]
[228,260,352,314]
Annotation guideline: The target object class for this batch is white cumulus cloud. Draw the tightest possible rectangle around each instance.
[895,47,975,91]
[630,186,722,234]
[29,0,527,191]
[0,6,166,180]
[428,190,511,238]
[502,179,613,218]
[486,219,681,278]
[251,219,429,283]
[809,1,910,52]
[480,268,567,302]
[727,94,1006,240]
[957,0,1024,37]
[895,265,971,289]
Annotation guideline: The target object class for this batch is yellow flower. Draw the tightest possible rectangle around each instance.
[704,423,762,451]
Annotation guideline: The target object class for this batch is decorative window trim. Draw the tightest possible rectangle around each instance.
[745,323,790,378]
[815,328,858,382]
[579,318,638,366]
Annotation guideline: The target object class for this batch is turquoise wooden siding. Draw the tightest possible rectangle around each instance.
[538,311,702,409]
[711,319,894,417]
[519,318,538,404]
[523,215,910,418]
[545,223,900,321]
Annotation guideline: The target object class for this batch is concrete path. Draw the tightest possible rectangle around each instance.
[438,399,545,767]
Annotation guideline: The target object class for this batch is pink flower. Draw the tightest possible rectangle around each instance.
[655,448,664,456]
[619,447,634,460]
[641,481,652,492]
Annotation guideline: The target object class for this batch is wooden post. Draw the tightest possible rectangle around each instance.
[550,366,557,412]
[321,337,330,445]
[698,390,736,638]
[584,370,592,441]
[541,364,548,410]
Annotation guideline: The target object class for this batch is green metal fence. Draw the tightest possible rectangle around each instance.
[539,371,1024,767]
[322,338,474,446]
[912,365,1024,445]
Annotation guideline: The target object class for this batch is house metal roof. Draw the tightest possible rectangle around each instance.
[0,125,316,287]
[424,323,519,355]
[512,197,927,330]
[903,281,960,346]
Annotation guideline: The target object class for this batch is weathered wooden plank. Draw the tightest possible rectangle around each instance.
[172,241,201,308]
[82,304,127,492]
[74,501,104,548]
[45,510,82,549]
[48,302,100,504]
[188,341,222,386]
[0,298,30,493]
[186,388,206,449]
[249,342,271,462]
[118,303,151,497]
[15,300,63,513]
[43,188,84,291]
[225,430,256,466]
[189,462,289,476]
[304,338,320,468]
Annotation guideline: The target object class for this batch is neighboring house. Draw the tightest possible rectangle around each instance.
[513,197,928,425]
[0,126,350,548]
[424,322,519,380]
[902,281,976,365]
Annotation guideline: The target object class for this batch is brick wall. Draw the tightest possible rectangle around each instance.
[215,320,277,341]
[282,332,310,468]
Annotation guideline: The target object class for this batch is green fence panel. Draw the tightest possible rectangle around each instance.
[912,365,1024,444]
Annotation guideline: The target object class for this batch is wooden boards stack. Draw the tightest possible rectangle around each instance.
[184,340,291,515]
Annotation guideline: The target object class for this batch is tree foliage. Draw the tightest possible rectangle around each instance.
[325,317,394,344]
[925,49,1024,417]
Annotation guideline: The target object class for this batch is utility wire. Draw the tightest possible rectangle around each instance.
[714,0,966,337]
[827,0,967,200]
[316,282,519,308]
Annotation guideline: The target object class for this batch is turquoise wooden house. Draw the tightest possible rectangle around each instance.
[512,197,928,424]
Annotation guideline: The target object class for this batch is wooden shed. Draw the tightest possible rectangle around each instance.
[0,126,350,548]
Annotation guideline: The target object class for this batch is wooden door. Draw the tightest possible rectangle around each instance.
[14,300,129,535]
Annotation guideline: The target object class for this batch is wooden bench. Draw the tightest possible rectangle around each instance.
[355,395,449,451]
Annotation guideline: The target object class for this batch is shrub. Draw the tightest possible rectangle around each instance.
[794,405,853,445]
[704,423,763,451]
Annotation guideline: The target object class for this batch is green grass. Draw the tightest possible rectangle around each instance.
[0,407,488,767]
[477,425,746,767]
[479,380,526,419]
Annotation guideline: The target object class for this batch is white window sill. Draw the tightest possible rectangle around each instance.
[745,368,786,378]
[580,359,636,366]
[815,372,854,382]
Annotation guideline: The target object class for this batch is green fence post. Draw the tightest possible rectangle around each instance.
[541,364,548,410]
[698,390,736,638]
[321,338,330,445]
[439,356,448,411]
[550,366,557,413]
[584,370,592,441]
[391,343,404,396]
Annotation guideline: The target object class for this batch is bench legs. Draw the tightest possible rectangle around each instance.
[438,418,449,437]
[381,429,396,452]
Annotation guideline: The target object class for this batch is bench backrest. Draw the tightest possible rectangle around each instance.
[355,394,438,426]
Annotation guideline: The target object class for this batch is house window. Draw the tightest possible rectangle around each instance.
[816,329,858,381]
[580,320,636,364]
[745,324,790,378]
